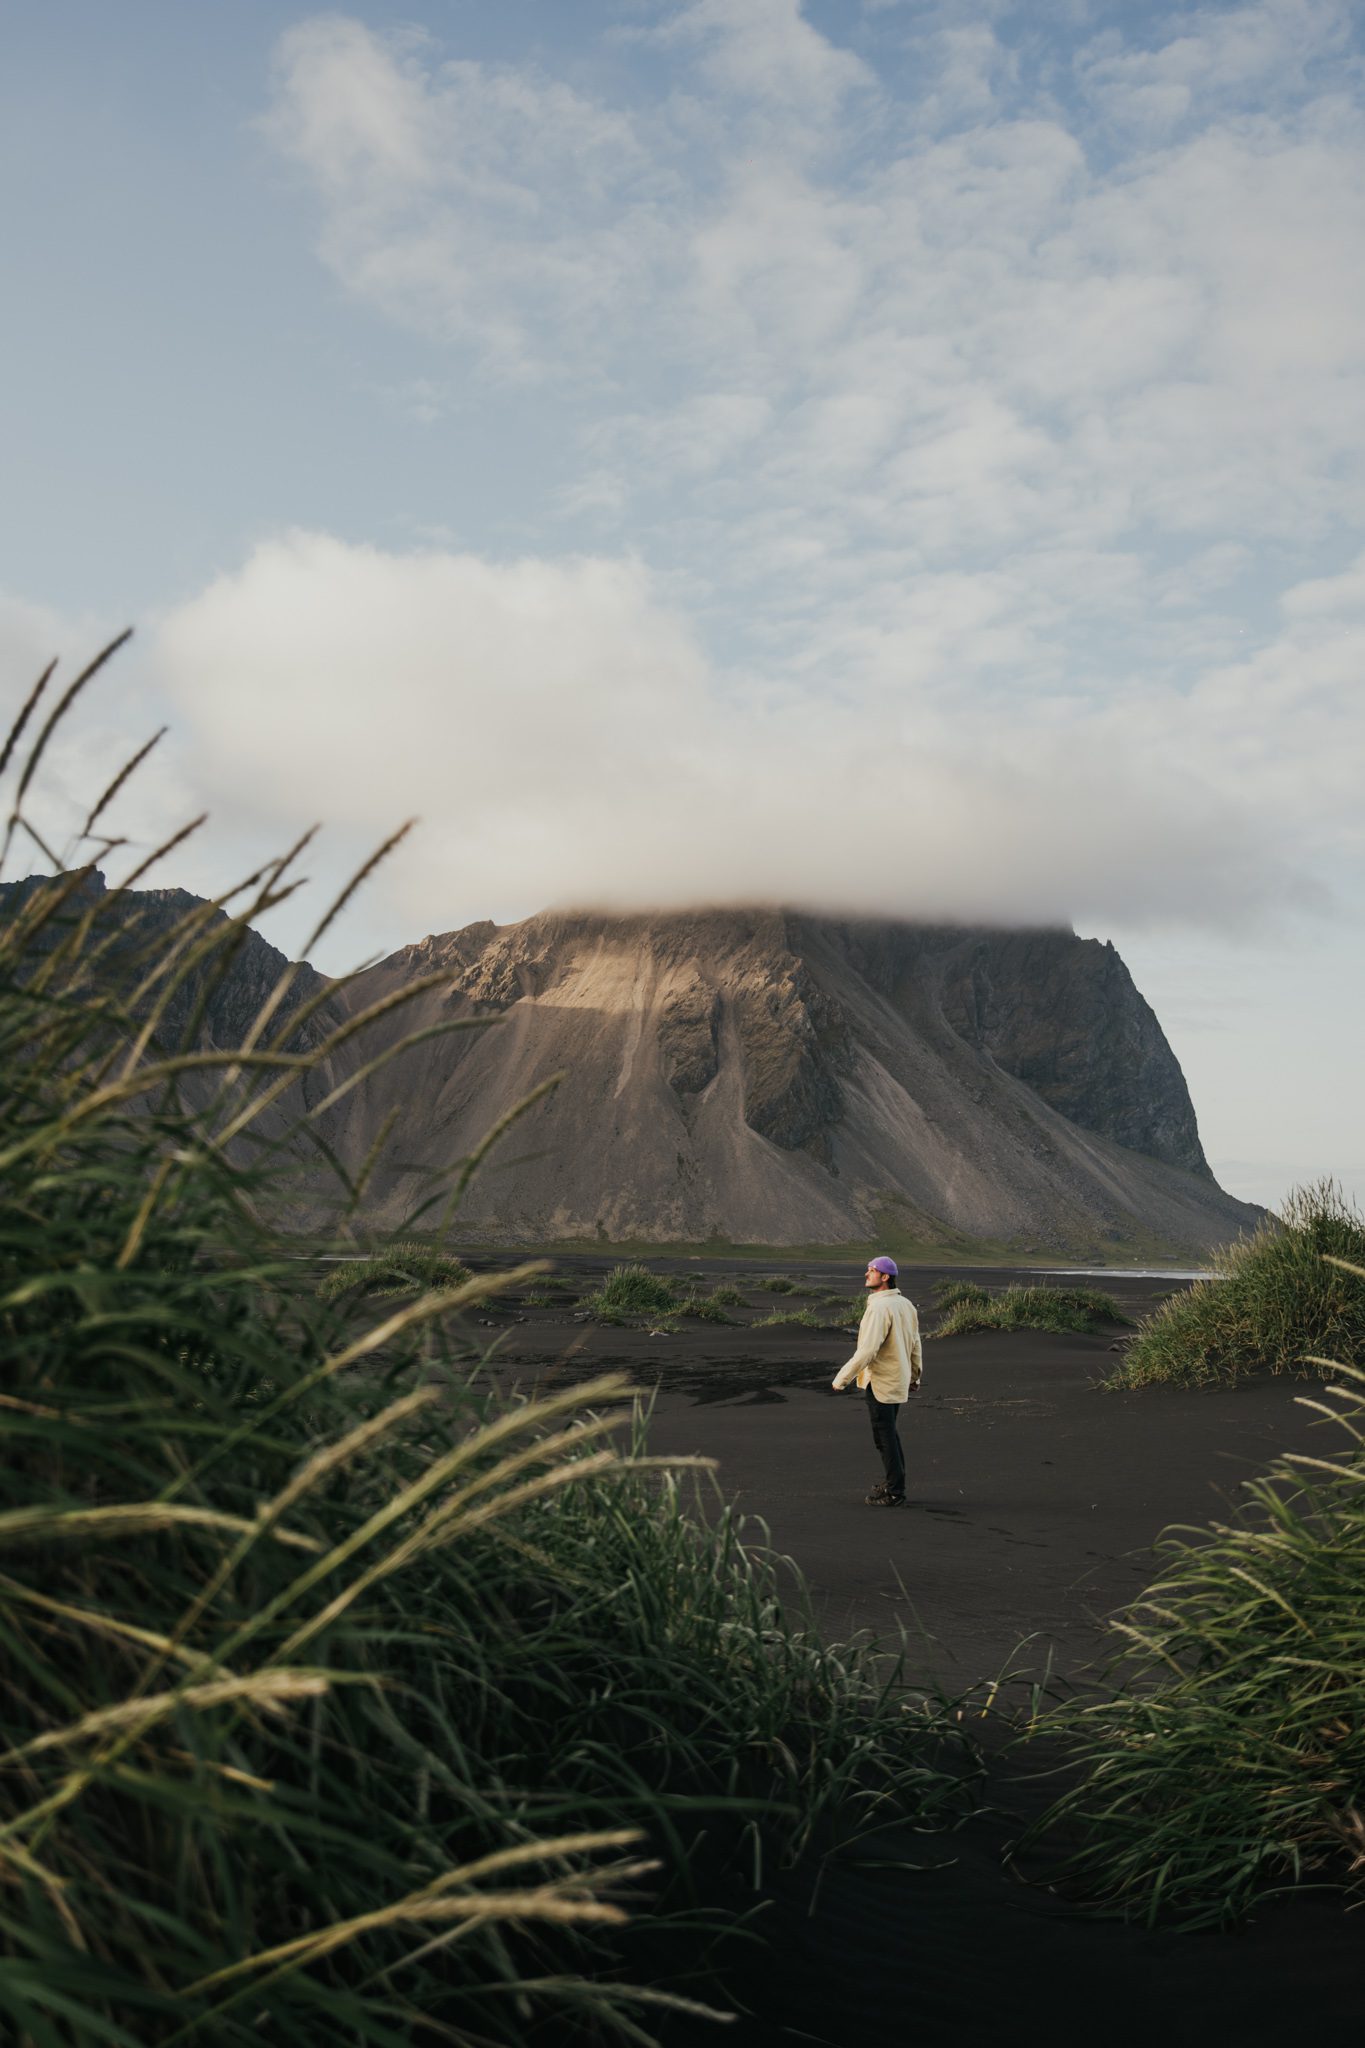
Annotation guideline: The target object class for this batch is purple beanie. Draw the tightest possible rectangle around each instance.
[870,1256,898,1277]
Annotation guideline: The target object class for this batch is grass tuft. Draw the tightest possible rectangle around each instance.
[1111,1181,1365,1388]
[672,1292,739,1325]
[0,655,973,2041]
[1034,1264,1365,1925]
[752,1306,850,1331]
[582,1261,679,1317]
[316,1238,473,1301]
[934,1279,991,1311]
[933,1284,1129,1338]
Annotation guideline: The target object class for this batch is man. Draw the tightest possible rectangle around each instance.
[830,1255,923,1507]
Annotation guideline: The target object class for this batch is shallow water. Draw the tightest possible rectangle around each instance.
[1032,1266,1214,1280]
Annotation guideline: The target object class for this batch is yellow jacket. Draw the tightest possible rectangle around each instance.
[832,1291,922,1402]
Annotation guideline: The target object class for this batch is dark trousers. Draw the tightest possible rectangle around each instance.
[865,1387,905,1498]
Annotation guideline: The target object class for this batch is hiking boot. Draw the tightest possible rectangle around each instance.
[865,1482,889,1504]
[867,1491,906,1508]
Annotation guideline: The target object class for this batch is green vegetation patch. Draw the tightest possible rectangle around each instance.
[1112,1181,1365,1389]
[582,1261,679,1318]
[1035,1265,1365,1925]
[753,1306,849,1331]
[933,1283,1130,1338]
[934,1279,991,1311]
[316,1238,473,1301]
[709,1284,746,1306]
[671,1291,739,1325]
[0,772,971,2044]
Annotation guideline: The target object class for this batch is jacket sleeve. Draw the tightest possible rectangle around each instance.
[909,1307,923,1387]
[832,1298,890,1389]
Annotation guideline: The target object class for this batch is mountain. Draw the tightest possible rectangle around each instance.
[0,871,346,1153]
[3,878,1257,1257]
[314,907,1259,1259]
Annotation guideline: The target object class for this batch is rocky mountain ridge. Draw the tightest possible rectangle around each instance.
[2,878,1256,1257]
[319,906,1254,1258]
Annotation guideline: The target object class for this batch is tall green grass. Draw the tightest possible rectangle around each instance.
[582,1261,679,1316]
[670,1291,739,1324]
[1112,1180,1365,1388]
[0,646,970,2043]
[1034,1264,1365,1925]
[932,1284,1129,1338]
[752,1306,851,1331]
[316,1239,474,1301]
[933,1280,990,1312]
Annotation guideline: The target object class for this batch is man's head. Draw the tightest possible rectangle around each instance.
[864,1255,898,1291]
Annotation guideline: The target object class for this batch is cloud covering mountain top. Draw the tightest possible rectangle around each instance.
[151,527,1343,941]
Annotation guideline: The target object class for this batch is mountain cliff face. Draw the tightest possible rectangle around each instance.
[4,878,1254,1256]
[0,871,335,1053]
[0,872,344,1153]
[316,908,1255,1257]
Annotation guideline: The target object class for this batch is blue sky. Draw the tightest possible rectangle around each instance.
[3,1,1363,1209]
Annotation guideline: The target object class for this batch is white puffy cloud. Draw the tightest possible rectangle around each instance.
[11,3,1349,971]
[656,0,876,117]
[262,15,661,374]
[145,529,1355,958]
[260,4,1365,629]
[1076,0,1356,137]
[0,594,197,888]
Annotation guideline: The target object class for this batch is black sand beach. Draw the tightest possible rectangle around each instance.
[477,1261,1329,1685]
[469,1258,1363,2044]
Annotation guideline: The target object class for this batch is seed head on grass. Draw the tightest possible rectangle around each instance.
[0,643,975,2045]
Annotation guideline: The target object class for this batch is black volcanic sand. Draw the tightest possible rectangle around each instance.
[470,1259,1327,1689]
[448,1257,1363,2043]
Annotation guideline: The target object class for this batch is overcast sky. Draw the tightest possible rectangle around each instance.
[3,0,1363,1210]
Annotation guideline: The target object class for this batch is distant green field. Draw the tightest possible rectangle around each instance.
[291,1227,1203,1273]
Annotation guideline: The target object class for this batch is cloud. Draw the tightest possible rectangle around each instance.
[911,22,1014,132]
[1076,1,1356,138]
[262,15,660,374]
[261,5,1365,592]
[129,2,1360,966]
[0,590,76,702]
[0,594,197,888]
[655,0,876,117]
[143,530,1349,962]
